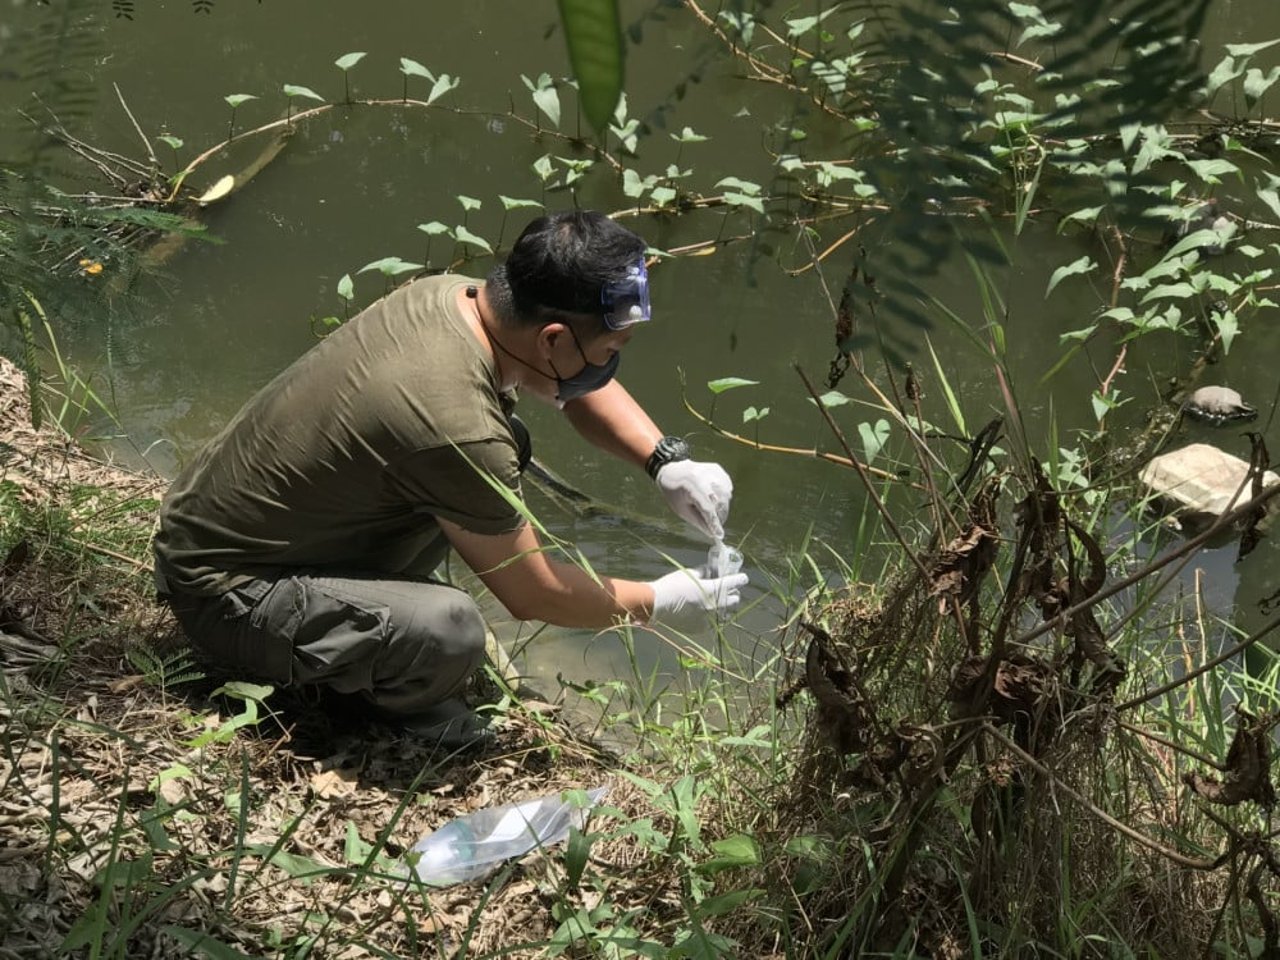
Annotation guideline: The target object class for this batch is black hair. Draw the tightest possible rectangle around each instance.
[485,210,645,335]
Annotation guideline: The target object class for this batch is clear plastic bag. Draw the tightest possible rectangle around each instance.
[706,541,743,577]
[404,786,608,886]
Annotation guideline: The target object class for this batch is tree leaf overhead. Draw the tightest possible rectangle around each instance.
[556,0,624,135]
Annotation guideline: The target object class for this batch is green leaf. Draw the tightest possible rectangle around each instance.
[161,926,256,960]
[527,75,562,128]
[334,51,367,71]
[1257,187,1280,222]
[336,274,354,300]
[343,821,373,864]
[499,195,543,211]
[282,84,325,102]
[1186,158,1240,184]
[715,176,761,195]
[695,888,763,917]
[223,93,256,108]
[426,74,460,105]
[564,827,592,889]
[1140,282,1197,303]
[1057,206,1104,232]
[722,192,764,213]
[457,195,482,212]
[1213,305,1239,353]
[742,406,770,423]
[858,418,890,465]
[532,154,555,181]
[245,844,328,883]
[358,256,423,277]
[809,390,853,409]
[622,169,655,198]
[702,834,760,872]
[213,681,273,703]
[454,226,493,253]
[148,763,194,792]
[399,57,435,80]
[1045,255,1096,297]
[650,185,677,206]
[1165,228,1227,259]
[157,135,183,150]
[1205,55,1243,98]
[1244,66,1280,106]
[417,220,450,236]
[1224,39,1280,58]
[671,125,709,143]
[557,0,625,134]
[707,377,758,394]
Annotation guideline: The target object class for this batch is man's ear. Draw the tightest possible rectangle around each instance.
[538,322,567,350]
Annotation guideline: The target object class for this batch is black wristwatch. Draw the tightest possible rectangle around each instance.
[645,436,691,480]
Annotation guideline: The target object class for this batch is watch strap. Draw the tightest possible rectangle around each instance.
[646,436,691,480]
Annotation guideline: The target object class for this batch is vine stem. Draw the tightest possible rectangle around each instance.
[681,392,923,489]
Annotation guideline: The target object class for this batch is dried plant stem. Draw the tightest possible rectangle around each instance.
[983,724,1228,870]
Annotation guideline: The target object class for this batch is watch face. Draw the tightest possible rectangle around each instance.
[657,437,689,461]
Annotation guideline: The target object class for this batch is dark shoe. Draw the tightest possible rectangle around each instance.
[394,698,495,750]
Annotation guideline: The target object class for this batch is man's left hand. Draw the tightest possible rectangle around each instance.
[655,460,733,541]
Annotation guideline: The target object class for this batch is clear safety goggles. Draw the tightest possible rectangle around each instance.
[601,258,652,331]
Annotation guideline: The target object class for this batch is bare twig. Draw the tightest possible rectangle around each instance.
[681,394,921,487]
[1116,611,1280,713]
[796,364,934,583]
[983,723,1229,870]
[114,83,158,171]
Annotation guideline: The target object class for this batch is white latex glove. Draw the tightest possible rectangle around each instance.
[647,567,749,633]
[655,460,733,541]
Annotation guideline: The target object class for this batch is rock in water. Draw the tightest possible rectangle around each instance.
[1140,443,1279,526]
[1184,386,1257,426]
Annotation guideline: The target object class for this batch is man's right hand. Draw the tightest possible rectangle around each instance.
[647,567,748,633]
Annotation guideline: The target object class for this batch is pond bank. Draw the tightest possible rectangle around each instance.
[0,356,735,958]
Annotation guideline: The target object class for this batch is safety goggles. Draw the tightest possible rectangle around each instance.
[600,257,652,331]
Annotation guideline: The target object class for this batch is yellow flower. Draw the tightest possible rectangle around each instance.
[80,260,104,276]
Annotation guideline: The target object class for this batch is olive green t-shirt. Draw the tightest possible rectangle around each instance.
[154,275,524,596]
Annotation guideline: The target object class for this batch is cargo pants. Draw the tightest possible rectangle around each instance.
[159,567,488,717]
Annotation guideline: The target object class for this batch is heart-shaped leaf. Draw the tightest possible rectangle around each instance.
[283,84,325,102]
[454,226,493,254]
[223,93,256,108]
[399,57,434,80]
[858,418,890,465]
[335,51,366,71]
[358,256,423,277]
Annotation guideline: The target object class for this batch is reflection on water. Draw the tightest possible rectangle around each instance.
[1,0,1278,694]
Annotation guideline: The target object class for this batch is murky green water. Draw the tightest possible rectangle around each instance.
[3,0,1279,692]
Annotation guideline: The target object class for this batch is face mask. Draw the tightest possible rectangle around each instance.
[549,324,619,404]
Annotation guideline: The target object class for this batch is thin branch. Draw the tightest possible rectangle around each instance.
[1116,611,1280,712]
[983,723,1229,870]
[681,395,923,488]
[1117,719,1227,772]
[114,83,158,171]
[796,364,935,583]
